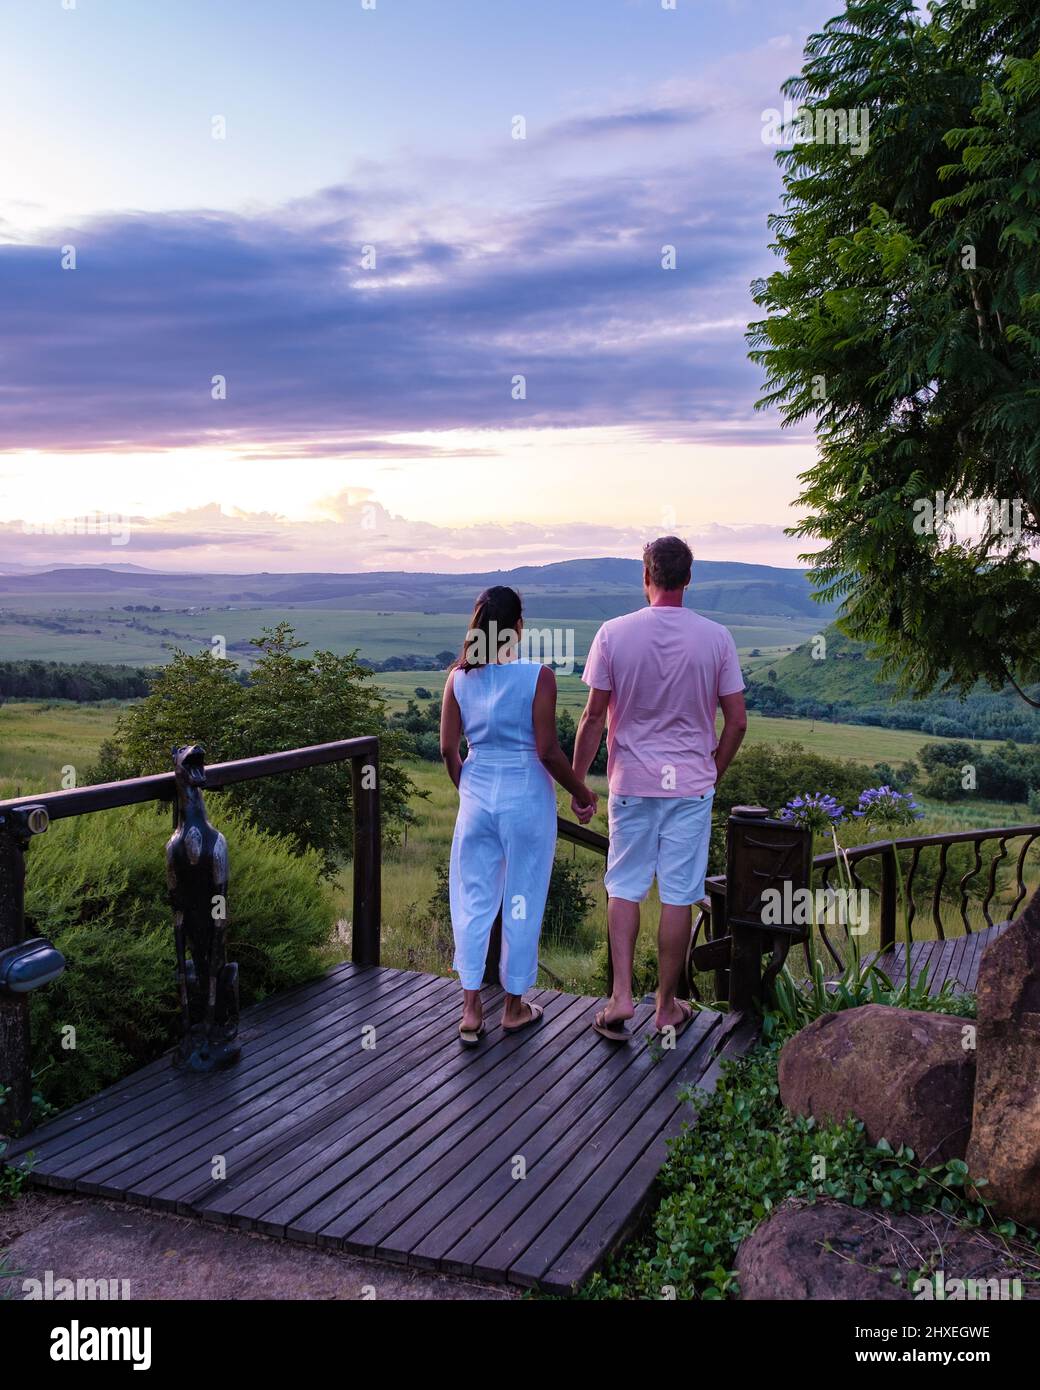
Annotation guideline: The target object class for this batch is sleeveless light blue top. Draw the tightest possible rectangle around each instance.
[452,659,543,760]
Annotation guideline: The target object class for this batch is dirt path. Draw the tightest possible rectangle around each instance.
[2,1191,518,1301]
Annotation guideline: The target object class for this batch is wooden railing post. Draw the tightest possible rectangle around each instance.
[351,744,381,967]
[726,805,812,1016]
[0,806,49,1133]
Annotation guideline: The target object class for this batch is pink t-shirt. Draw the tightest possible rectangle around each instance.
[581,606,744,797]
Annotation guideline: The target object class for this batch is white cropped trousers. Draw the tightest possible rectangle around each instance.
[449,750,557,993]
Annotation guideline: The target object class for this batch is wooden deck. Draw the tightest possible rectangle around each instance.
[4,964,755,1293]
[868,921,1008,996]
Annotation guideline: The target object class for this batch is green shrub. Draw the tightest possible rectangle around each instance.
[772,956,976,1031]
[0,1087,29,1204]
[709,742,881,874]
[578,1021,1037,1301]
[87,623,418,874]
[24,803,338,1111]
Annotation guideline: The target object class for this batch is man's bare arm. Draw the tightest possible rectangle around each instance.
[573,686,609,781]
[714,690,748,783]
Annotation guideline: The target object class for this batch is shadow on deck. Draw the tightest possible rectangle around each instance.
[4,964,755,1293]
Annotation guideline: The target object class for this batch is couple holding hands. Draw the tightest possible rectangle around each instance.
[440,535,747,1047]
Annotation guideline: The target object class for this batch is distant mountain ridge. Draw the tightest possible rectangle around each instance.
[0,558,836,624]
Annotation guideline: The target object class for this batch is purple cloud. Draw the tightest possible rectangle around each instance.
[0,143,790,453]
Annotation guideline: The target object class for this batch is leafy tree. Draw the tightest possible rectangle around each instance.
[89,624,417,874]
[917,737,1040,800]
[556,707,607,774]
[749,0,1040,705]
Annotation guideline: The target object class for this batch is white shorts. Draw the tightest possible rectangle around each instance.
[605,791,714,906]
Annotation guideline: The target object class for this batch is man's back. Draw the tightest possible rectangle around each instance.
[582,606,744,797]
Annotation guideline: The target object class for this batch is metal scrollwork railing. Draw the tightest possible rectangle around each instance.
[694,822,1040,983]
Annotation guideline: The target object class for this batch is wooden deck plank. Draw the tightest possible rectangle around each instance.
[84,974,462,1200]
[28,966,430,1184]
[289,995,608,1249]
[343,1000,670,1260]
[197,987,572,1231]
[6,963,752,1291]
[436,1013,722,1280]
[511,1012,757,1292]
[258,990,594,1240]
[866,921,1006,998]
[3,962,390,1163]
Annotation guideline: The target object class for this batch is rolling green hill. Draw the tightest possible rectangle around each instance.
[749,625,1040,744]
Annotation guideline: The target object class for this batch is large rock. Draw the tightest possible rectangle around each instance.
[778,1003,975,1163]
[737,1198,1039,1300]
[966,911,1040,1224]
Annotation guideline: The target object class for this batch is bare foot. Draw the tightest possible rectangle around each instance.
[502,1000,535,1028]
[654,998,693,1031]
[461,1004,483,1033]
[600,999,635,1028]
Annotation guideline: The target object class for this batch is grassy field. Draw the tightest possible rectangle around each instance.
[0,602,816,667]
[0,700,125,798]
[377,670,1008,765]
[3,700,1035,1005]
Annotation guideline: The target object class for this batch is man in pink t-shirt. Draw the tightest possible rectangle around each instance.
[572,536,747,1042]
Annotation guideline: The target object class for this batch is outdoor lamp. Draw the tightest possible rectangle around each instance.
[0,937,66,994]
[0,801,63,994]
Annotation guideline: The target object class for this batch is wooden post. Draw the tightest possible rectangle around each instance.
[725,805,812,1016]
[0,807,48,1133]
[351,747,381,967]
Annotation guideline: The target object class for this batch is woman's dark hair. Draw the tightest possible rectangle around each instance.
[456,586,523,671]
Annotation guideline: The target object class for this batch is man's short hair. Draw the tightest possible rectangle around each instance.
[643,536,693,591]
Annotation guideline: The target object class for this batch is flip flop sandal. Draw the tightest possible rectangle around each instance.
[458,1020,485,1048]
[649,1000,696,1042]
[593,1007,631,1043]
[502,1002,544,1035]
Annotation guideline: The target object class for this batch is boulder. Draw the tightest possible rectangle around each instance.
[966,911,1040,1224]
[736,1198,1038,1300]
[778,1003,975,1163]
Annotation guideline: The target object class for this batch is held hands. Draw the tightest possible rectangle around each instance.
[571,788,598,825]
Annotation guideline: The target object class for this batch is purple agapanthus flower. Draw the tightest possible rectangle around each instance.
[853,786,925,826]
[777,792,845,834]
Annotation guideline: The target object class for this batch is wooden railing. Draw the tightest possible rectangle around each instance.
[0,737,381,1132]
[498,811,1040,1008]
[695,820,1040,982]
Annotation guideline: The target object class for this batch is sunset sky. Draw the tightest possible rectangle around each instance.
[0,0,840,573]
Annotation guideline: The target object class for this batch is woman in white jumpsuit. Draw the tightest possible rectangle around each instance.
[440,587,598,1044]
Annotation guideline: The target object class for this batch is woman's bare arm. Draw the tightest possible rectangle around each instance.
[439,670,464,789]
[533,666,597,821]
